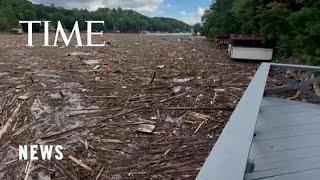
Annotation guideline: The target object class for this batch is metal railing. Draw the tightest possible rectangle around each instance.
[196,63,320,180]
[196,63,270,180]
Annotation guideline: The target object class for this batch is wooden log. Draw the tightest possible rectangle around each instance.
[0,103,21,140]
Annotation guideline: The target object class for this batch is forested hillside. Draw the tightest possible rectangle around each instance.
[0,0,191,33]
[202,0,320,64]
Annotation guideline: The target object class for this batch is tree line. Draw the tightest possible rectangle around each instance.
[201,0,320,65]
[0,0,191,33]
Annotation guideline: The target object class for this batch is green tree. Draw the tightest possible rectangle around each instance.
[193,23,202,34]
[202,0,320,64]
[0,0,191,33]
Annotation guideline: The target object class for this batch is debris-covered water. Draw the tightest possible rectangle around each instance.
[0,33,256,179]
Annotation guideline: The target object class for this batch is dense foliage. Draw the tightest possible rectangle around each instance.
[202,0,320,64]
[0,0,191,33]
[193,23,202,34]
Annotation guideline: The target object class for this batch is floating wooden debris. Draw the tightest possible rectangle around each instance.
[84,59,100,69]
[0,103,21,139]
[102,139,123,144]
[136,124,156,133]
[18,95,29,100]
[163,148,172,156]
[68,155,93,171]
[214,88,226,93]
[0,33,257,178]
[24,160,33,180]
[96,166,105,180]
[16,85,26,89]
[173,77,193,83]
[187,112,210,122]
[66,52,90,56]
[313,82,320,96]
[194,121,205,134]
[156,65,165,69]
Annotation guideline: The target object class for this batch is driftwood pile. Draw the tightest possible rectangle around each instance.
[0,33,256,179]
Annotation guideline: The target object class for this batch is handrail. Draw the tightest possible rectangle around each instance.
[270,63,320,71]
[196,63,270,180]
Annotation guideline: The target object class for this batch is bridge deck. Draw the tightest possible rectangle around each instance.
[245,97,320,180]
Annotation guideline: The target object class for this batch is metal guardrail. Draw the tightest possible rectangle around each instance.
[196,63,320,180]
[269,63,320,71]
[196,63,270,180]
